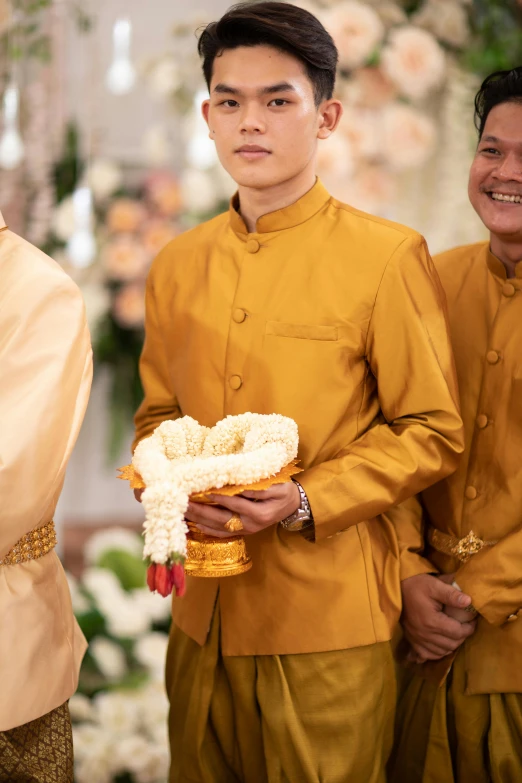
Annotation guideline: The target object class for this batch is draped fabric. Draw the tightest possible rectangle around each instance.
[167,607,396,783]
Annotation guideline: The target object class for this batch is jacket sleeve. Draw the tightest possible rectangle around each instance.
[298,235,464,542]
[133,271,181,450]
[0,264,92,554]
[455,525,522,625]
[382,495,438,580]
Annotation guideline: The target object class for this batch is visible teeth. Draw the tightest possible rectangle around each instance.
[491,192,522,203]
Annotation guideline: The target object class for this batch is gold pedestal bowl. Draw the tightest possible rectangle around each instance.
[184,522,252,578]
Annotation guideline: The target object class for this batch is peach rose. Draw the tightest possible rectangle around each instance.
[323,1,384,71]
[381,25,446,100]
[141,219,178,257]
[103,236,150,282]
[338,163,396,214]
[106,198,147,234]
[339,107,382,160]
[347,67,397,109]
[146,172,182,217]
[112,284,146,329]
[381,103,436,170]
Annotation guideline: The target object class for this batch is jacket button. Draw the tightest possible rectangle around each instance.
[246,239,260,253]
[229,374,243,390]
[486,350,500,364]
[476,414,488,429]
[465,486,477,500]
[502,282,515,297]
[232,308,246,323]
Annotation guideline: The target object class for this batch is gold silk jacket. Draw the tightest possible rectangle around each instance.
[395,241,522,694]
[134,180,464,656]
[0,213,92,730]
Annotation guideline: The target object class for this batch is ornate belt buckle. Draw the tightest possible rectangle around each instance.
[452,530,485,562]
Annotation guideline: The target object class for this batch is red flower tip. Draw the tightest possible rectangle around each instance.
[155,564,174,597]
[146,563,157,593]
[173,563,186,597]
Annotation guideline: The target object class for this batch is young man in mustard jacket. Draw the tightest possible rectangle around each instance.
[390,68,522,782]
[0,212,92,780]
[133,3,465,780]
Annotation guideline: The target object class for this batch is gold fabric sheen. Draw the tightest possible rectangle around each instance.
[134,180,463,655]
[389,649,522,783]
[390,241,522,694]
[0,702,73,783]
[427,526,497,563]
[166,607,396,783]
[0,212,92,731]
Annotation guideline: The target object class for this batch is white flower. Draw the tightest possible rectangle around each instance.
[134,632,169,680]
[381,103,436,169]
[180,168,220,214]
[86,159,122,201]
[339,107,382,159]
[137,681,170,737]
[381,26,446,100]
[94,691,142,735]
[113,735,169,783]
[340,163,396,214]
[323,1,384,70]
[131,587,172,623]
[69,693,95,723]
[83,567,126,609]
[413,0,470,48]
[148,56,181,97]
[52,196,76,241]
[90,636,128,681]
[317,132,354,181]
[65,571,91,615]
[104,595,152,639]
[85,526,143,566]
[73,725,120,782]
[133,414,299,566]
[143,124,172,167]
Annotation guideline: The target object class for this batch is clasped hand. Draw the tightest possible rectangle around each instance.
[185,481,301,538]
[401,573,477,664]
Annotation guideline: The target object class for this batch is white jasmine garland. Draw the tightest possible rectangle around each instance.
[133,413,299,566]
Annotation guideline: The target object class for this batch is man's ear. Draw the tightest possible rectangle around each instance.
[202,99,213,137]
[317,99,343,140]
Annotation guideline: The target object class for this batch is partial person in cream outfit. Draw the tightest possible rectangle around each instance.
[0,211,92,782]
[389,67,522,783]
[133,3,465,781]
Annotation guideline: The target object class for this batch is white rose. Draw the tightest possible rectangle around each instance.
[104,595,152,639]
[134,632,169,680]
[94,691,142,736]
[180,168,220,213]
[68,693,95,723]
[323,1,384,70]
[381,25,446,100]
[381,103,436,169]
[148,56,181,97]
[317,132,354,181]
[131,587,172,623]
[90,636,128,681]
[65,571,91,615]
[82,567,126,611]
[85,526,143,566]
[86,159,122,202]
[413,0,470,48]
[137,681,170,735]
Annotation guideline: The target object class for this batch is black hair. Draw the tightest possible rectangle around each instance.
[474,67,522,137]
[197,1,338,106]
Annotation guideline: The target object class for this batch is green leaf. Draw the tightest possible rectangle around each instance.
[97,550,147,591]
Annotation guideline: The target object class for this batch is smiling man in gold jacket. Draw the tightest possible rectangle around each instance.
[389,68,522,783]
[0,212,92,781]
[133,3,464,782]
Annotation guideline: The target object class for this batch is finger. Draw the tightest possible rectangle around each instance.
[434,613,475,641]
[207,494,261,515]
[431,580,472,609]
[186,502,232,526]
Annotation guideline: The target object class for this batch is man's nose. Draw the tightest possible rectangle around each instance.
[495,151,522,182]
[239,104,265,134]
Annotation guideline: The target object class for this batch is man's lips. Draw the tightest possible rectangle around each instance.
[235,145,271,160]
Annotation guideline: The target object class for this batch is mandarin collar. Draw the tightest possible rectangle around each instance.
[228,179,331,238]
[485,243,522,281]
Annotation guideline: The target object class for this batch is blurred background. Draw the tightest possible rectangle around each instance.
[0,0,521,780]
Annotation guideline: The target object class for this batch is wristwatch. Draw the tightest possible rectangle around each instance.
[280,481,314,532]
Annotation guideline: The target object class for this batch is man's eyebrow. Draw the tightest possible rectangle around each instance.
[481,135,500,143]
[212,82,297,96]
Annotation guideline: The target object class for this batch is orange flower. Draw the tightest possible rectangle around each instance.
[141,219,178,257]
[146,172,182,216]
[106,198,147,233]
[112,283,146,329]
[103,236,149,282]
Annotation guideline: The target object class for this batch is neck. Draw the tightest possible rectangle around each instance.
[490,233,522,278]
[237,165,317,233]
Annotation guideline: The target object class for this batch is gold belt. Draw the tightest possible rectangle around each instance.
[427,526,497,563]
[0,520,57,566]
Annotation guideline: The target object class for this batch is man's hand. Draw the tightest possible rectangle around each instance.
[185,482,301,538]
[401,573,477,663]
[438,572,478,624]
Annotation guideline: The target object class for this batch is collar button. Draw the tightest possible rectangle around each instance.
[246,239,260,254]
[502,282,516,297]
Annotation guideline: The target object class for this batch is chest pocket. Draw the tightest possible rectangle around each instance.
[265,321,338,341]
